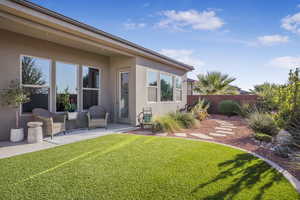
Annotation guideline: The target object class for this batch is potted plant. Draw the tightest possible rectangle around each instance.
[59,87,77,120]
[1,80,30,142]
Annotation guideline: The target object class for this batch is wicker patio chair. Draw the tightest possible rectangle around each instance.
[87,106,109,129]
[32,108,66,139]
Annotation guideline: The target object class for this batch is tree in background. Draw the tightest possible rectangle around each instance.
[250,82,280,111]
[194,71,238,95]
[22,57,46,86]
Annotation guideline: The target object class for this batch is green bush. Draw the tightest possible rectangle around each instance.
[218,100,240,116]
[248,112,278,136]
[152,115,181,133]
[254,133,272,143]
[168,112,196,128]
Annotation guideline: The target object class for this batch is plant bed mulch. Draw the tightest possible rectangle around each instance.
[128,114,300,181]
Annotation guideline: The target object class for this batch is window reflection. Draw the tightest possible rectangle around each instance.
[160,74,173,102]
[21,56,50,113]
[56,62,77,112]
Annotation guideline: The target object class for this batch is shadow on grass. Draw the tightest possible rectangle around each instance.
[191,153,285,200]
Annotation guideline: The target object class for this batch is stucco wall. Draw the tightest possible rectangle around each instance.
[0,29,110,140]
[135,57,188,124]
[0,28,189,141]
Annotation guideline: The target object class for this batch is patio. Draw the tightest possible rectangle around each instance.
[0,123,137,159]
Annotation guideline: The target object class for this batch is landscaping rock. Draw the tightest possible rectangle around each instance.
[276,130,293,146]
[273,145,291,158]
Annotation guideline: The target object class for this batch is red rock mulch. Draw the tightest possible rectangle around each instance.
[129,114,300,180]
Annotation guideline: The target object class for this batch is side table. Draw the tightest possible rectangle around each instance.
[27,122,43,143]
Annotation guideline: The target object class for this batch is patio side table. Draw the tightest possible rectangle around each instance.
[27,122,43,143]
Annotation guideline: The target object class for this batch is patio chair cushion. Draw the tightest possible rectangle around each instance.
[87,106,109,129]
[89,106,106,119]
[143,114,152,123]
[32,108,66,138]
[53,122,65,132]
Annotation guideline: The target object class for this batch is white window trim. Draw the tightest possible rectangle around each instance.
[146,69,159,103]
[20,55,52,116]
[81,65,102,111]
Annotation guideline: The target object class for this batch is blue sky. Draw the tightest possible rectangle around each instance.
[30,0,300,90]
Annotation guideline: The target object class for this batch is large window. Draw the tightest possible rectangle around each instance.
[175,76,182,101]
[160,73,173,102]
[82,66,100,110]
[147,70,158,102]
[21,56,50,113]
[56,62,78,112]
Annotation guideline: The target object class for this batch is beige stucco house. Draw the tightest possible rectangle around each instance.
[0,0,194,141]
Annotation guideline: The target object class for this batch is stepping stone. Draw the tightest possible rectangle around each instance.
[174,133,187,137]
[209,133,226,137]
[220,126,236,129]
[219,123,233,126]
[216,130,235,135]
[190,133,213,140]
[215,127,232,131]
[156,133,168,136]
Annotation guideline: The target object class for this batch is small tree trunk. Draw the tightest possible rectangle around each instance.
[16,109,19,129]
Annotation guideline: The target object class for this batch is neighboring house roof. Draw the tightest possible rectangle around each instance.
[5,0,194,71]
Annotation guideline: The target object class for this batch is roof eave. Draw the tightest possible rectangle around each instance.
[8,0,194,71]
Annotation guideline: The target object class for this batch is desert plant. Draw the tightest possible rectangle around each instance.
[194,71,239,95]
[191,98,210,121]
[218,100,240,116]
[286,113,300,149]
[1,80,30,129]
[271,68,300,128]
[237,103,258,118]
[254,132,272,143]
[250,82,280,112]
[152,115,181,133]
[168,112,196,128]
[248,112,278,136]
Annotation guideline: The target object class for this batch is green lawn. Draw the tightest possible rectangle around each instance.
[0,134,298,200]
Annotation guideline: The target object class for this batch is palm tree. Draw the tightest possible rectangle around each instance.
[194,71,238,95]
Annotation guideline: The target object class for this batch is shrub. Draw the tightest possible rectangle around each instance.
[237,103,258,118]
[248,112,278,136]
[191,99,210,121]
[168,112,196,129]
[218,100,240,116]
[152,115,181,133]
[286,113,300,148]
[254,133,272,143]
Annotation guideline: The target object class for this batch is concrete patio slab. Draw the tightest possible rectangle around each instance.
[0,123,137,159]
